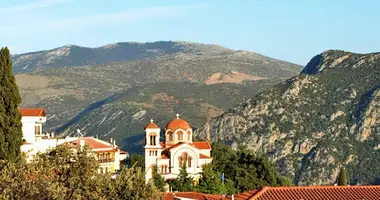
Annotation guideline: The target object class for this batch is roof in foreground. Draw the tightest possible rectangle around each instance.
[164,192,224,200]
[227,185,380,200]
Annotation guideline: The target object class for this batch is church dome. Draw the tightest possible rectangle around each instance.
[165,114,191,131]
[144,119,159,130]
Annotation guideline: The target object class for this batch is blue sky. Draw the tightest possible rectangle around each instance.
[0,0,379,65]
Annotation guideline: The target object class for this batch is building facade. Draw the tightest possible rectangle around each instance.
[66,137,129,173]
[144,114,212,183]
[19,107,129,173]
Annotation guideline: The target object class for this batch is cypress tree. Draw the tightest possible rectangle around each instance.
[337,167,348,186]
[0,47,23,161]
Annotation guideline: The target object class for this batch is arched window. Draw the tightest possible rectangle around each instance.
[179,152,190,168]
[187,133,191,141]
[178,131,183,141]
[178,157,183,167]
[167,131,173,142]
[150,133,156,145]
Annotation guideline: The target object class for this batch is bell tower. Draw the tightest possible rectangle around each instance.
[144,119,161,183]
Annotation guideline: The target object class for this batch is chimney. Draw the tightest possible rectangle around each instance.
[51,132,55,138]
[113,140,116,146]
[110,138,113,145]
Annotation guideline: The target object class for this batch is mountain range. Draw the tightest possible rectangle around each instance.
[195,50,380,185]
[15,41,379,186]
[14,41,301,154]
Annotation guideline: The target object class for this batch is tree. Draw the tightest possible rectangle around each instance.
[196,164,227,195]
[172,165,194,192]
[211,142,292,193]
[0,145,163,200]
[126,154,145,169]
[152,165,166,192]
[337,167,348,186]
[0,47,23,161]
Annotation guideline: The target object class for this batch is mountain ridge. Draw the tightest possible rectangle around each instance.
[195,50,380,186]
[15,42,302,154]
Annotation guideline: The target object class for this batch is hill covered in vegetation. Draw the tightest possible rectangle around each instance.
[15,42,301,154]
[196,50,380,186]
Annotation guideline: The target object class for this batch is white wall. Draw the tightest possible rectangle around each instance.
[21,116,46,143]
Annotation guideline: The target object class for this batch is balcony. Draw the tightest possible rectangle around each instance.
[98,158,115,163]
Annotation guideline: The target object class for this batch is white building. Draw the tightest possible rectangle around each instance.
[144,114,212,184]
[19,108,129,172]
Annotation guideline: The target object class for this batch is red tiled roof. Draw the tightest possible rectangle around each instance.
[163,141,212,151]
[200,154,212,159]
[94,149,117,153]
[225,190,259,200]
[69,137,112,149]
[120,150,129,154]
[165,142,185,151]
[144,122,160,130]
[19,108,46,117]
[160,142,166,148]
[164,192,224,200]
[237,186,380,200]
[192,141,211,149]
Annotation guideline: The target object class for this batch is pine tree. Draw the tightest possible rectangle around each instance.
[196,164,227,195]
[0,47,23,161]
[338,167,348,186]
[152,165,166,192]
[172,165,194,192]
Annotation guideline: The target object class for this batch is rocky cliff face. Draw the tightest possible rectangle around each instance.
[196,50,380,185]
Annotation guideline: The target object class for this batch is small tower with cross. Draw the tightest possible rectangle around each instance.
[144,118,162,182]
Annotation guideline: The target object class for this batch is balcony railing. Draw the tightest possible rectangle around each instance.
[98,158,115,163]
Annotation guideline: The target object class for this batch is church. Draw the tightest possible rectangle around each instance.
[144,114,212,184]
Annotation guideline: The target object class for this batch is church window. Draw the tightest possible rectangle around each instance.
[178,157,183,167]
[188,157,192,168]
[150,134,156,145]
[187,133,191,141]
[167,132,173,142]
[178,131,183,141]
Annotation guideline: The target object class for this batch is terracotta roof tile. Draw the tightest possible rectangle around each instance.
[120,150,129,154]
[69,137,112,149]
[248,186,380,200]
[192,141,211,149]
[19,108,46,117]
[164,192,225,200]
[160,142,166,148]
[94,149,117,153]
[200,154,212,159]
[160,155,170,159]
[225,190,259,200]
[144,122,160,130]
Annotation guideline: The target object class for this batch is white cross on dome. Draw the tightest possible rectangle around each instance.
[176,113,180,119]
[150,119,154,123]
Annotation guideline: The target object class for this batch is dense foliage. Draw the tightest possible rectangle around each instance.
[172,165,195,192]
[0,47,23,161]
[196,164,234,195]
[152,165,166,192]
[210,142,292,193]
[0,145,162,200]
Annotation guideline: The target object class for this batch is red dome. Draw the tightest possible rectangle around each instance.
[165,114,191,130]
